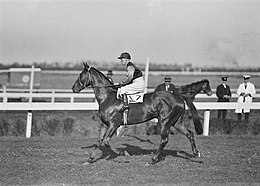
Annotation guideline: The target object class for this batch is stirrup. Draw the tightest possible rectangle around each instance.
[123,109,128,126]
[119,105,129,113]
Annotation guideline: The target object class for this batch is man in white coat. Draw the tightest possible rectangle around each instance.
[235,75,256,122]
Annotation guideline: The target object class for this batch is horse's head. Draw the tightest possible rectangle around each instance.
[201,79,212,96]
[72,62,92,93]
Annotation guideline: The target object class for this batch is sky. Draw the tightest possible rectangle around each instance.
[0,0,260,67]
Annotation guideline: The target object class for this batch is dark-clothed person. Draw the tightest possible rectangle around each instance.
[216,76,232,119]
[107,70,113,84]
[155,75,178,93]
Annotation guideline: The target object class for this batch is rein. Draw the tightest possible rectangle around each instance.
[92,85,117,88]
[79,65,117,89]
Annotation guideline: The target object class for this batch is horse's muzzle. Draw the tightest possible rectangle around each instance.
[72,86,80,93]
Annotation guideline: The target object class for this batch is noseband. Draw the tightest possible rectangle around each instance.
[78,75,87,88]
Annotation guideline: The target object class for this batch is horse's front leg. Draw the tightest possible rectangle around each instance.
[87,123,107,163]
[103,125,126,156]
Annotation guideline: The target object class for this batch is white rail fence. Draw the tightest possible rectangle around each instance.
[1,87,260,138]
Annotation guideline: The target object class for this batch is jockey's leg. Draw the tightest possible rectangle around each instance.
[119,93,129,126]
[119,93,129,112]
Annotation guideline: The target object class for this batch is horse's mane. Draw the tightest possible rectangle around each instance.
[90,67,117,90]
[182,79,208,88]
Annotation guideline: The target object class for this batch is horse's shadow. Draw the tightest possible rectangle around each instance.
[81,136,204,164]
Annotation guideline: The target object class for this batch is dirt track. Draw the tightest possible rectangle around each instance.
[0,135,260,185]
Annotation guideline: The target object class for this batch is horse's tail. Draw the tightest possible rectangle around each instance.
[180,95,203,135]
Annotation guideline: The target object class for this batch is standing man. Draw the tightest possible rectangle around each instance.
[216,76,232,119]
[153,75,178,135]
[235,75,256,122]
[117,52,145,125]
[154,75,178,93]
[107,70,114,84]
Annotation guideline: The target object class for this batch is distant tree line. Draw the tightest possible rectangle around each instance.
[0,61,259,72]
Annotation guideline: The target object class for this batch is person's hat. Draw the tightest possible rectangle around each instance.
[107,70,113,76]
[243,75,251,80]
[221,76,227,81]
[118,52,131,60]
[164,75,171,82]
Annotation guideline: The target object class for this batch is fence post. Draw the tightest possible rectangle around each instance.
[203,110,210,136]
[26,110,32,138]
[26,65,34,138]
[29,65,35,103]
[3,85,7,104]
[144,58,149,93]
[51,90,55,103]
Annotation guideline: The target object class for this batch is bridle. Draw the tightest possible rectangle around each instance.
[78,66,117,90]
[78,75,87,88]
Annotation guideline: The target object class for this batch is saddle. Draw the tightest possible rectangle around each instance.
[119,92,144,103]
[127,93,144,103]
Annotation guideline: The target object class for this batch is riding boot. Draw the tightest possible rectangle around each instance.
[119,94,129,113]
[245,113,249,122]
[119,94,129,126]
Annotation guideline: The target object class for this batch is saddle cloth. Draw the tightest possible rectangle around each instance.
[127,93,144,103]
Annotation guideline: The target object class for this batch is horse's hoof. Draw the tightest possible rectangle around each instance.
[124,151,130,156]
[151,157,159,164]
[83,161,91,165]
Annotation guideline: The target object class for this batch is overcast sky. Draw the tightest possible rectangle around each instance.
[1,0,260,67]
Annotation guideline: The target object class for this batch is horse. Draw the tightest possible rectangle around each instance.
[177,79,212,101]
[72,62,205,164]
[152,79,212,136]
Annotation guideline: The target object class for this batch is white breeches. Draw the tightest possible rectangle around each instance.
[117,77,145,98]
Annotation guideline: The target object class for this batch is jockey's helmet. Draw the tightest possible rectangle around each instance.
[118,52,131,60]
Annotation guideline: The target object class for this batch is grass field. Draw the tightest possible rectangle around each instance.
[0,135,259,185]
[0,70,260,185]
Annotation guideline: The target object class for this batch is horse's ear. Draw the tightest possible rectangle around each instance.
[83,61,89,69]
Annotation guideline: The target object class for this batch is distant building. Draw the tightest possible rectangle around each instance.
[6,68,41,89]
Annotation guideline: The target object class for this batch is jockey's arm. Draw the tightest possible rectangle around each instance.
[120,65,135,86]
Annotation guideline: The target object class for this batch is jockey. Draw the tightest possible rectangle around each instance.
[117,52,145,113]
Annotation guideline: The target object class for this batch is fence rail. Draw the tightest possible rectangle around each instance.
[1,88,260,102]
[1,87,260,138]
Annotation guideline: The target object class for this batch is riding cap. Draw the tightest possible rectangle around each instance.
[243,75,251,80]
[118,52,131,60]
[164,75,171,82]
[107,70,113,76]
[221,76,227,81]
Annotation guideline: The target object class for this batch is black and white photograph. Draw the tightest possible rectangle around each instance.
[0,0,260,185]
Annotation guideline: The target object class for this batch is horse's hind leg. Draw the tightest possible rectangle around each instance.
[152,126,170,164]
[174,123,200,157]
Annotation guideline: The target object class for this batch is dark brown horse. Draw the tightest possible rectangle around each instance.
[177,79,212,100]
[152,79,212,134]
[72,62,204,164]
[153,79,212,140]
